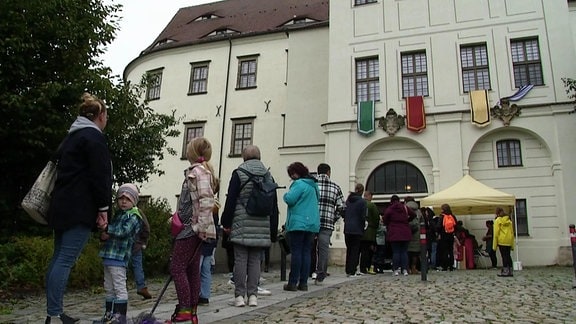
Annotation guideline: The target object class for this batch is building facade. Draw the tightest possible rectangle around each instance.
[125,0,576,266]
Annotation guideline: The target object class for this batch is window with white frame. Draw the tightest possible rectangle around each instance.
[182,123,205,159]
[189,62,209,95]
[460,43,491,92]
[237,56,258,89]
[515,199,529,236]
[401,51,429,97]
[355,57,380,102]
[511,37,543,88]
[496,139,522,167]
[145,69,163,101]
[230,118,254,156]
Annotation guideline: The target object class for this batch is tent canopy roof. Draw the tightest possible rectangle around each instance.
[420,175,515,215]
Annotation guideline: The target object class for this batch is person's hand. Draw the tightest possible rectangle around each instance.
[96,211,108,230]
[223,227,231,234]
[100,232,110,241]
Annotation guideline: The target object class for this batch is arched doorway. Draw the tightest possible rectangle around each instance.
[365,160,428,195]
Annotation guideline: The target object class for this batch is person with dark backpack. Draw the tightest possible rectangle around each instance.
[436,203,458,271]
[221,145,279,307]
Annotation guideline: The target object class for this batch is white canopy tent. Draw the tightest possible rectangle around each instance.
[421,175,521,268]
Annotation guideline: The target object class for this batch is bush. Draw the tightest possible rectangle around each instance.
[0,196,174,292]
[139,197,173,277]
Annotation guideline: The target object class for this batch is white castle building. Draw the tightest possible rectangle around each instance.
[125,0,576,266]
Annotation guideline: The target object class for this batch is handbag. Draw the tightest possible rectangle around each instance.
[21,160,58,225]
[171,212,184,237]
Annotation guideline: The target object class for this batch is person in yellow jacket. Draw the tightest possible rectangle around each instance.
[492,207,515,277]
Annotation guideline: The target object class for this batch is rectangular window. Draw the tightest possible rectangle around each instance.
[189,62,209,94]
[355,57,380,102]
[401,51,429,97]
[355,0,377,5]
[146,69,163,101]
[496,139,522,167]
[237,57,257,89]
[230,119,254,156]
[460,44,491,92]
[511,38,543,88]
[182,123,205,159]
[515,199,529,236]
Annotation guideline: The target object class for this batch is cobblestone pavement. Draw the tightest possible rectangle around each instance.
[1,266,575,323]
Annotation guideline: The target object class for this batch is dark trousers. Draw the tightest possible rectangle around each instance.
[488,249,497,267]
[438,235,455,270]
[359,240,375,273]
[310,235,318,276]
[344,234,362,275]
[498,245,513,268]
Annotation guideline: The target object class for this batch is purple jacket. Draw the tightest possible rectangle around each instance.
[383,202,415,242]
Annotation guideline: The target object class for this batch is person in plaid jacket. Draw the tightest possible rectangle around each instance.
[98,183,143,323]
[313,163,345,285]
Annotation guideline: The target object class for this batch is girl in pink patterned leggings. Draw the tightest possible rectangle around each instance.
[168,137,218,324]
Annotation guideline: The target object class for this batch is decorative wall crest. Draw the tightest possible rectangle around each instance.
[378,108,405,136]
[491,98,521,126]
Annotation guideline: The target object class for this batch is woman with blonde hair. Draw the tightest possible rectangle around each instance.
[45,93,112,324]
[493,207,515,277]
[168,137,218,323]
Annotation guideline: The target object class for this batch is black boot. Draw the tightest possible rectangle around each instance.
[497,267,510,277]
[506,266,514,277]
[110,302,127,324]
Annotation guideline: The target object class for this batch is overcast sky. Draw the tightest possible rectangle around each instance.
[101,0,213,77]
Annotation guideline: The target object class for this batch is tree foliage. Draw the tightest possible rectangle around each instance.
[0,0,180,236]
[561,78,576,114]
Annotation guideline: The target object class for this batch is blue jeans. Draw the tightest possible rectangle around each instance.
[199,255,213,299]
[390,241,409,271]
[46,225,92,316]
[287,231,314,286]
[130,249,146,290]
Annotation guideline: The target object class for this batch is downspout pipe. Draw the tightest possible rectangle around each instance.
[217,37,233,187]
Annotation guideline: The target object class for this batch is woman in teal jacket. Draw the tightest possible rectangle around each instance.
[283,162,320,291]
[493,207,515,277]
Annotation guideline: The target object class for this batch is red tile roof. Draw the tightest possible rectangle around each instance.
[142,0,329,55]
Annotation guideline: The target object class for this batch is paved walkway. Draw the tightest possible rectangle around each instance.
[2,266,576,323]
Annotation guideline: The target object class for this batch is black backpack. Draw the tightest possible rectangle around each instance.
[237,168,278,217]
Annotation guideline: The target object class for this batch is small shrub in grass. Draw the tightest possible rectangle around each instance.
[139,197,173,277]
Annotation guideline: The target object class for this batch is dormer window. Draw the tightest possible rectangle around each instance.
[206,28,237,37]
[192,13,220,22]
[281,17,317,26]
[153,38,176,48]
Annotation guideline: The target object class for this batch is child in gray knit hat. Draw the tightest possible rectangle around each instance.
[97,183,143,323]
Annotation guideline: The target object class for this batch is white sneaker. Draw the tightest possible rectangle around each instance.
[402,269,409,276]
[257,286,271,296]
[393,269,400,276]
[248,295,257,307]
[234,295,245,307]
[259,276,267,282]
[227,279,235,286]
[311,272,317,279]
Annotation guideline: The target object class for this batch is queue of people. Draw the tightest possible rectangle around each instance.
[43,94,513,323]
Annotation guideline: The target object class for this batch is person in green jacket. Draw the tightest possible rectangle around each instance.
[493,207,515,277]
[359,191,380,274]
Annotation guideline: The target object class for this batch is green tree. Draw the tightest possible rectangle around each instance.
[0,0,180,236]
[562,78,576,114]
